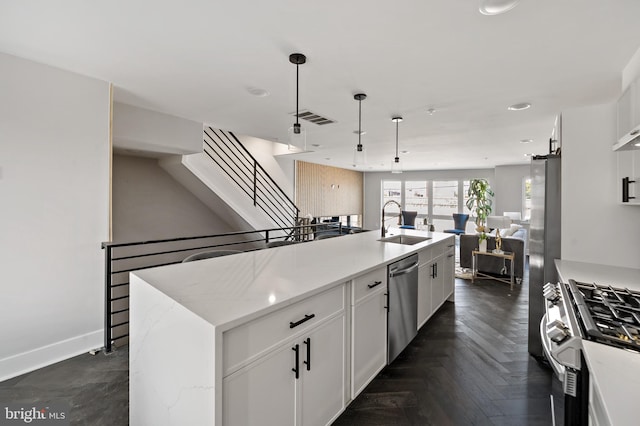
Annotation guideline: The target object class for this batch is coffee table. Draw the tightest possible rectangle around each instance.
[471,249,516,290]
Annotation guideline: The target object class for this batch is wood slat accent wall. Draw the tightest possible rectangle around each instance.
[295,161,363,217]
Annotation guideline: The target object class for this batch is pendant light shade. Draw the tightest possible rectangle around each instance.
[391,116,403,174]
[353,93,367,166]
[479,0,520,15]
[288,53,307,151]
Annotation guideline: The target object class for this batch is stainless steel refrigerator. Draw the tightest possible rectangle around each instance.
[528,154,561,358]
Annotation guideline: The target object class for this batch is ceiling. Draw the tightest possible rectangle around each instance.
[2,0,640,171]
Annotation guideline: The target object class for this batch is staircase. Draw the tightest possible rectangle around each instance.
[160,127,299,233]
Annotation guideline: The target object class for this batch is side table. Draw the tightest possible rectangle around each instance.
[471,250,516,290]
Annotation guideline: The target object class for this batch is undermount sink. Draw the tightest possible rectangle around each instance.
[378,235,431,245]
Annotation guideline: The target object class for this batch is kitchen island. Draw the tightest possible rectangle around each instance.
[555,260,640,426]
[130,228,455,425]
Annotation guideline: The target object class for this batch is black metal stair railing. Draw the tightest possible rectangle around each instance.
[203,127,299,229]
[101,222,351,353]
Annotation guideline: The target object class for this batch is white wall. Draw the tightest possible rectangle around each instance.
[363,169,495,231]
[493,164,530,216]
[0,53,110,380]
[113,102,202,155]
[561,102,640,268]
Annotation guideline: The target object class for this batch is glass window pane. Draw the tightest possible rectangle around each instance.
[382,181,401,226]
[523,178,532,221]
[432,180,458,216]
[462,180,472,215]
[404,181,428,215]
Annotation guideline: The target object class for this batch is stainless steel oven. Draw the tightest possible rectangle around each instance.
[540,279,640,425]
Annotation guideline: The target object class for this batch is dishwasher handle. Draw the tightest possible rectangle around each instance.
[389,261,419,277]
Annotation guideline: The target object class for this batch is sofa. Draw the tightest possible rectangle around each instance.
[459,226,527,281]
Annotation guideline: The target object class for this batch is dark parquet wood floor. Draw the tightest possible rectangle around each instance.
[0,265,561,425]
[334,276,559,426]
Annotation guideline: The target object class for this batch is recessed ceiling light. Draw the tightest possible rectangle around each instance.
[311,144,322,148]
[524,153,533,157]
[508,102,531,111]
[427,108,436,115]
[353,130,366,135]
[401,150,410,154]
[520,139,533,144]
[479,0,520,16]
[324,157,331,160]
[247,87,269,97]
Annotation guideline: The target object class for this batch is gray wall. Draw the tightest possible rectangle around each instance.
[493,164,531,216]
[112,154,237,242]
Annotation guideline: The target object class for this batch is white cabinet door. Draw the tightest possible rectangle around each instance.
[300,314,346,426]
[352,288,387,396]
[223,342,296,426]
[430,256,444,313]
[417,263,432,328]
[443,248,455,300]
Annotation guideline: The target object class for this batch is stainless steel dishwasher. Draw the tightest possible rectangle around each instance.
[387,253,419,363]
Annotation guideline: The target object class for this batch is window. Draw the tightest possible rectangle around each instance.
[432,180,458,216]
[382,181,401,209]
[462,180,472,215]
[404,181,428,215]
[523,177,532,221]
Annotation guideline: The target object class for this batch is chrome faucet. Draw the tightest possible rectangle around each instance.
[381,200,402,237]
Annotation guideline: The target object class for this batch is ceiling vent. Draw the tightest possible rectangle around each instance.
[290,110,335,126]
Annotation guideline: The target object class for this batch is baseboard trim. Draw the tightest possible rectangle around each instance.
[0,329,103,382]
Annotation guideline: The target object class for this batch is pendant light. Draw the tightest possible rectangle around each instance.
[288,53,307,151]
[391,116,403,174]
[479,0,520,15]
[353,93,367,166]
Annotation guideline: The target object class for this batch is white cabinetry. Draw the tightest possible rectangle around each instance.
[417,236,455,329]
[617,149,640,205]
[223,284,346,426]
[351,267,387,397]
[417,246,433,328]
[443,241,455,300]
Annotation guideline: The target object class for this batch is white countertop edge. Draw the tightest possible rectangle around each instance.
[131,229,454,332]
[582,340,640,426]
[555,259,640,291]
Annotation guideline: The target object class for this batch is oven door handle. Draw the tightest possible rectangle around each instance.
[540,315,565,380]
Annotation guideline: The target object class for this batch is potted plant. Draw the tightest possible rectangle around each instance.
[478,232,489,252]
[466,178,494,251]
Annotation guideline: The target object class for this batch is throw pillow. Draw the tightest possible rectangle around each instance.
[500,227,515,237]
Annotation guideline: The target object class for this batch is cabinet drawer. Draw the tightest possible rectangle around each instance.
[352,267,386,303]
[223,283,345,376]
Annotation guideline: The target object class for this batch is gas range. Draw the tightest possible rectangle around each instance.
[568,280,640,351]
[541,279,640,425]
[543,280,640,355]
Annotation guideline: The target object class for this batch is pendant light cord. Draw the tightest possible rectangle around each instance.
[358,98,362,148]
[395,119,399,158]
[296,63,299,126]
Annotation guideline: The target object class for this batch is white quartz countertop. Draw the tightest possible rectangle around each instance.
[582,340,640,426]
[555,259,640,292]
[555,259,640,425]
[132,228,452,331]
